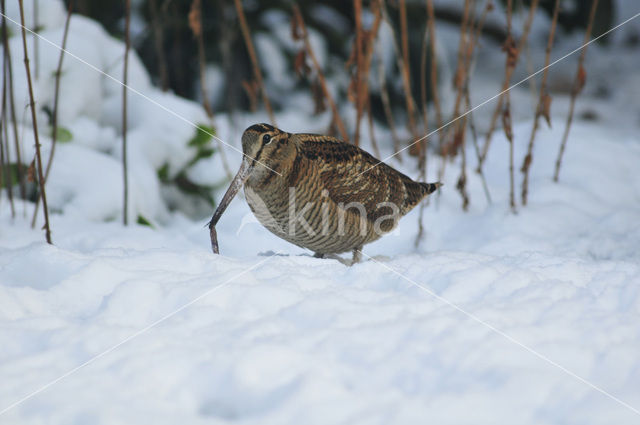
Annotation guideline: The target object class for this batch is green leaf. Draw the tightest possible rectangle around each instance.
[137,215,154,228]
[185,147,215,169]
[0,163,27,188]
[51,127,73,143]
[196,147,215,159]
[174,173,215,206]
[188,124,215,148]
[157,163,170,182]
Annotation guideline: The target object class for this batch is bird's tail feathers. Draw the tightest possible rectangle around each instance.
[421,182,443,194]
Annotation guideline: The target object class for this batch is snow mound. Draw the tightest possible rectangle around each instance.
[1,119,640,424]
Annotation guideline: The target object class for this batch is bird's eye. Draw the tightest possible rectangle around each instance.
[262,134,272,144]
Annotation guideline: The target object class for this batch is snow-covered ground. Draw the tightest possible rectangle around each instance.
[1,1,640,424]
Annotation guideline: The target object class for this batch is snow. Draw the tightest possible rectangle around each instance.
[1,1,640,424]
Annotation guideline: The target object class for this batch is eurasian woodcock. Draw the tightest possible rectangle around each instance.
[208,124,441,263]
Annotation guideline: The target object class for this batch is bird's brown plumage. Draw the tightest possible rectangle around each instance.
[209,124,441,260]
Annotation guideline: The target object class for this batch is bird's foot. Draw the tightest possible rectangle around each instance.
[351,247,363,265]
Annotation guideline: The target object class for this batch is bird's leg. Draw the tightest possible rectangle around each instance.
[313,252,325,259]
[351,247,363,264]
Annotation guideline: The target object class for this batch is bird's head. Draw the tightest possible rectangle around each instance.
[241,123,289,166]
[207,123,291,240]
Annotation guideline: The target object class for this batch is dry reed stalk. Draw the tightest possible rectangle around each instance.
[18,0,52,243]
[463,0,493,203]
[517,0,538,101]
[419,28,428,133]
[362,3,382,156]
[1,0,27,203]
[351,0,382,149]
[44,0,72,182]
[442,0,473,159]
[503,92,516,212]
[234,0,276,125]
[379,0,419,147]
[189,0,232,180]
[437,0,473,206]
[453,0,476,210]
[398,0,418,142]
[33,0,39,78]
[415,28,429,248]
[414,200,426,248]
[1,56,15,216]
[456,117,470,210]
[554,0,600,182]
[465,89,492,203]
[425,0,444,146]
[418,27,429,178]
[241,80,259,111]
[148,0,169,91]
[292,5,349,142]
[502,0,516,213]
[31,0,73,228]
[366,101,381,158]
[521,0,559,204]
[477,0,539,171]
[352,0,364,146]
[376,41,401,156]
[190,0,213,120]
[122,0,130,225]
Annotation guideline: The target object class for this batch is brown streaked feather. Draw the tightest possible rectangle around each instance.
[213,124,441,257]
[293,133,433,223]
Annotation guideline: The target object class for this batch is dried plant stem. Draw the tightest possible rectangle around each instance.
[31,0,73,228]
[437,0,472,195]
[352,0,364,146]
[149,0,169,91]
[504,93,516,212]
[425,0,444,144]
[376,42,400,155]
[191,0,213,120]
[190,0,232,180]
[363,4,382,155]
[33,0,39,78]
[463,0,493,203]
[1,59,15,216]
[415,29,429,248]
[44,0,71,182]
[443,0,472,157]
[380,0,418,144]
[517,0,538,101]
[521,0,559,204]
[554,0,600,182]
[366,101,381,158]
[234,0,276,125]
[1,0,26,203]
[18,0,51,243]
[398,0,418,141]
[478,0,539,171]
[418,27,428,179]
[122,0,130,226]
[293,5,349,142]
[502,0,516,213]
[456,116,470,210]
[465,88,491,203]
[354,0,381,149]
[414,197,428,248]
[419,28,428,133]
[454,0,475,210]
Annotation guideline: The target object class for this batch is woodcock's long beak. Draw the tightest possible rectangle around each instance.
[208,157,254,254]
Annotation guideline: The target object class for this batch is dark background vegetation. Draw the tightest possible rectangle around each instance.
[66,0,614,116]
